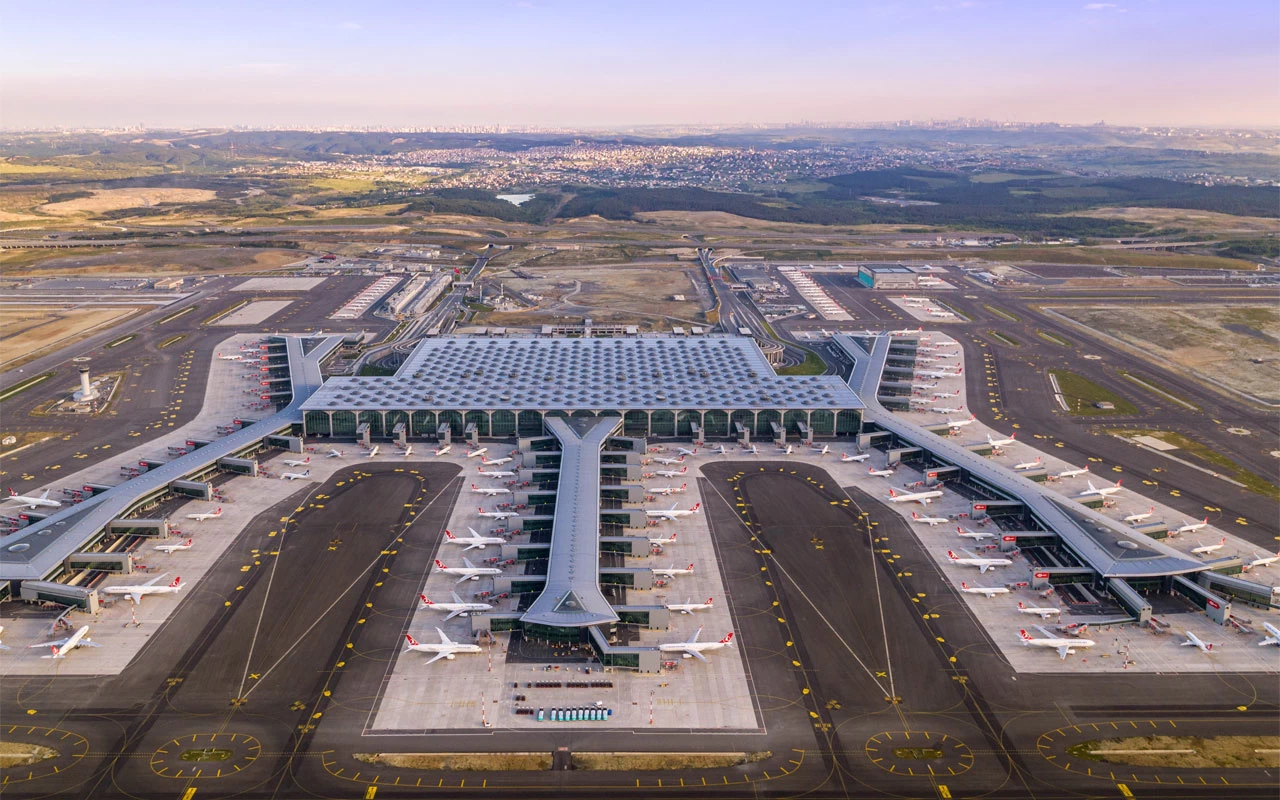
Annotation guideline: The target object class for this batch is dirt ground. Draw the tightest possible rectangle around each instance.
[1068,206,1280,235]
[0,305,142,367]
[1077,735,1280,769]
[1056,304,1280,403]
[0,246,304,277]
[39,188,217,216]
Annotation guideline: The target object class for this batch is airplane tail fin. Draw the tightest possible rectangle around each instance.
[405,633,419,647]
[687,563,695,572]
[1019,629,1032,641]
[888,487,898,497]
[1019,602,1026,609]
[947,550,959,561]
[445,530,456,540]
[680,467,687,474]
[961,582,970,589]
[420,594,432,606]
[706,597,713,605]
[691,503,701,512]
[720,632,734,644]
[434,559,447,570]
[170,577,182,588]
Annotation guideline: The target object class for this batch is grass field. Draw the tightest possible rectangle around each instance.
[776,349,827,375]
[1069,207,1280,235]
[0,305,141,368]
[1050,370,1137,416]
[0,246,303,277]
[1116,371,1199,411]
[1036,329,1072,347]
[988,330,1020,347]
[1066,735,1279,769]
[999,246,1256,270]
[1115,429,1279,500]
[985,304,1020,322]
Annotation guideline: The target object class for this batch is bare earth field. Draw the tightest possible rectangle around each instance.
[634,210,934,234]
[1055,304,1280,403]
[0,305,142,367]
[0,246,304,277]
[39,187,217,216]
[1069,206,1280,234]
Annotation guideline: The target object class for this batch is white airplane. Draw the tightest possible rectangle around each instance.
[646,502,702,521]
[1013,457,1042,471]
[932,405,965,415]
[1258,622,1280,646]
[1078,480,1122,498]
[465,448,488,459]
[919,368,962,379]
[652,455,685,466]
[777,444,794,454]
[477,506,519,520]
[986,433,1017,448]
[282,457,310,467]
[665,596,713,614]
[433,445,452,456]
[677,447,698,456]
[477,468,516,478]
[647,531,678,546]
[908,397,935,406]
[1191,537,1226,556]
[887,487,944,505]
[470,483,510,497]
[658,628,734,662]
[933,389,962,398]
[419,591,493,621]
[1018,601,1061,619]
[0,625,7,651]
[1055,465,1089,479]
[434,557,502,584]
[946,549,1012,574]
[186,507,223,522]
[365,445,380,458]
[654,467,688,478]
[911,380,938,390]
[281,469,310,481]
[400,445,414,458]
[1019,626,1096,660]
[959,581,1009,598]
[1180,630,1218,653]
[30,625,99,659]
[101,573,183,605]
[216,353,243,361]
[325,448,344,459]
[1173,517,1209,535]
[956,525,998,541]
[711,445,729,455]
[841,452,870,462]
[1244,551,1280,570]
[5,488,61,510]
[812,443,831,455]
[890,327,924,336]
[1123,506,1155,524]
[742,444,759,455]
[932,352,961,359]
[444,527,506,551]
[481,455,513,467]
[651,563,695,578]
[911,510,948,526]
[646,483,688,496]
[403,628,482,665]
[868,466,895,478]
[154,538,193,553]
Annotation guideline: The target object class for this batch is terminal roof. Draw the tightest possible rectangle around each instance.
[301,335,863,413]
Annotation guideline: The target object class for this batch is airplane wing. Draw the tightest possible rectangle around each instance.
[464,542,483,551]
[668,503,678,512]
[450,590,464,604]
[443,608,463,621]
[142,572,170,587]
[28,637,70,649]
[978,564,991,574]
[40,489,51,500]
[687,626,703,645]
[462,556,475,569]
[423,651,449,665]
[1056,645,1070,660]
[436,627,455,645]
[453,574,472,586]
[129,592,143,605]
[1033,624,1053,638]
[468,527,481,538]
[684,647,709,663]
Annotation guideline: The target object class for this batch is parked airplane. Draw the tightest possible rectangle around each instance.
[419,591,493,621]
[711,445,729,456]
[908,397,935,406]
[654,467,688,478]
[841,452,870,462]
[282,457,310,467]
[887,487,944,505]
[987,433,1017,448]
[868,466,896,477]
[1258,622,1280,646]
[658,627,734,662]
[646,483,688,496]
[403,628,482,665]
[777,444,794,454]
[477,468,516,478]
[1018,601,1061,619]
[1180,630,1218,653]
[364,445,380,458]
[946,414,977,429]
[1055,466,1089,479]
[470,484,511,496]
[933,389,962,399]
[652,455,685,466]
[812,443,831,456]
[1244,551,1280,571]
[400,445,414,458]
[465,448,489,459]
[433,445,452,456]
[651,563,695,578]
[911,380,938,390]
[959,582,1009,598]
[30,626,99,659]
[647,532,678,546]
[434,557,502,584]
[677,447,698,456]
[742,444,759,455]
[911,511,948,526]
[1078,480,1122,499]
[154,538,193,553]
[281,469,310,481]
[1019,626,1096,660]
[326,448,344,458]
[919,368,962,379]
[646,503,702,521]
[1173,517,1210,535]
[665,597,713,615]
[947,549,1012,574]
[1013,457,1042,471]
[444,528,506,551]
[956,526,997,541]
[186,507,223,522]
[931,405,965,415]
[1191,537,1226,556]
[1123,506,1155,524]
[477,507,519,520]
[481,455,513,467]
[216,353,243,361]
[5,488,61,510]
[101,573,183,605]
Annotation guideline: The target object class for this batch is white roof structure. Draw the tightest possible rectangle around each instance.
[301,335,863,413]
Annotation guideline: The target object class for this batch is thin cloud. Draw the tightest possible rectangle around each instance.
[342,21,362,30]
[1083,3,1118,8]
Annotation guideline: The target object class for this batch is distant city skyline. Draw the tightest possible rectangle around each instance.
[2,0,1276,129]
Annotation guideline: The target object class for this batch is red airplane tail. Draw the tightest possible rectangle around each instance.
[420,594,432,606]
[691,503,701,512]
[705,598,714,605]
[445,530,456,540]
[405,633,419,647]
[720,632,734,644]
[170,577,182,588]
[1018,601,1026,609]
[434,559,447,570]
[1019,629,1033,641]
[686,563,695,571]
[947,550,960,560]
[888,488,899,497]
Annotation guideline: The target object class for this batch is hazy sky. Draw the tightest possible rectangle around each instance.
[2,0,1276,129]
